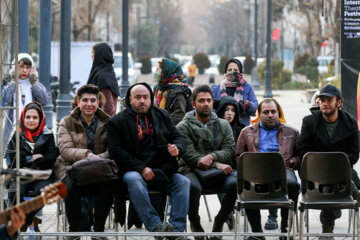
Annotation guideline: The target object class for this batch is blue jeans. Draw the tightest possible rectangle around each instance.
[123,171,190,232]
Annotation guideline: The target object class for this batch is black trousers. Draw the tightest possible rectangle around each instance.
[245,169,300,232]
[63,176,114,232]
[186,172,237,228]
[319,169,360,227]
[9,179,52,227]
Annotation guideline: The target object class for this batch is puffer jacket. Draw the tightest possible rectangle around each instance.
[176,110,235,174]
[53,107,110,181]
[235,121,300,170]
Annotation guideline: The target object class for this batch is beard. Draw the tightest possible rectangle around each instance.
[196,107,211,118]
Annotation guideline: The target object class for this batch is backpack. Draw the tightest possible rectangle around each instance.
[166,85,193,113]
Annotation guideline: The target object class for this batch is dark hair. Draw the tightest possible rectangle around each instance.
[224,58,243,73]
[72,91,105,109]
[19,58,32,67]
[24,102,43,124]
[192,85,213,102]
[76,84,100,99]
[257,99,280,117]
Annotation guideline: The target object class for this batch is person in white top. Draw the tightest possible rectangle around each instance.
[4,53,51,150]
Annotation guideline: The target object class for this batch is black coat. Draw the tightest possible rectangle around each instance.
[8,128,59,170]
[299,109,359,166]
[107,82,186,177]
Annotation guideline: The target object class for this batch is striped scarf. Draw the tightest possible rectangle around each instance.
[220,71,246,101]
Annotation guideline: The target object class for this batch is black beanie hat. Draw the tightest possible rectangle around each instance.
[224,58,243,73]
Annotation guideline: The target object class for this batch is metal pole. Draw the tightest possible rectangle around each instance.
[120,0,129,102]
[137,6,141,59]
[39,0,54,130]
[18,0,29,53]
[0,0,3,212]
[14,0,20,205]
[56,0,72,125]
[252,0,260,90]
[263,0,273,98]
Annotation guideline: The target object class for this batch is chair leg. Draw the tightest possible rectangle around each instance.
[235,208,238,240]
[349,209,356,240]
[356,209,360,240]
[349,209,353,233]
[306,209,309,240]
[56,201,60,232]
[299,209,304,240]
[163,195,170,224]
[287,205,291,240]
[243,208,248,238]
[203,195,212,222]
[292,208,296,240]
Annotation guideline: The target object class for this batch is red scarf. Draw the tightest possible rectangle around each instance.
[19,102,45,143]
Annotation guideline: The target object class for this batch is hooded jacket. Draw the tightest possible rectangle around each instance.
[176,111,235,174]
[214,96,245,142]
[53,107,110,181]
[107,82,186,177]
[87,43,120,116]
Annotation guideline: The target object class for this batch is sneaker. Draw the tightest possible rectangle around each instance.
[91,237,109,240]
[151,223,174,232]
[319,224,334,240]
[264,216,278,230]
[246,237,265,240]
[64,237,81,240]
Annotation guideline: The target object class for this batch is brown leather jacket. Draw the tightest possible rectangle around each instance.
[235,122,300,170]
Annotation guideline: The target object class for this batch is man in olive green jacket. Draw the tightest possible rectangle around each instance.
[177,85,236,240]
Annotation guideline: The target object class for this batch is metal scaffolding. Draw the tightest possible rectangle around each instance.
[0,0,20,212]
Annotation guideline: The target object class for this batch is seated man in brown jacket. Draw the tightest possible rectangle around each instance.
[235,98,300,240]
[54,84,113,240]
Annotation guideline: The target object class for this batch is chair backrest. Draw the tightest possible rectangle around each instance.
[237,152,288,200]
[301,152,352,201]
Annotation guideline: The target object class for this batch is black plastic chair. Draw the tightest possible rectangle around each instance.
[299,152,359,240]
[235,152,295,240]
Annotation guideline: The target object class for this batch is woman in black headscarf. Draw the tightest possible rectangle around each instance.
[88,43,120,116]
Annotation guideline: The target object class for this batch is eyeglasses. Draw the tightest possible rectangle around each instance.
[18,65,31,71]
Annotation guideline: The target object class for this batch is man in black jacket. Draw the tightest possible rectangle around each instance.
[107,83,190,234]
[299,84,359,236]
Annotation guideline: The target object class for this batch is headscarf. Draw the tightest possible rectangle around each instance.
[153,58,186,108]
[220,58,246,101]
[19,102,45,143]
[251,98,286,124]
[87,43,120,96]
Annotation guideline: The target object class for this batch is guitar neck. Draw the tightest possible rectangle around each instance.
[0,195,44,225]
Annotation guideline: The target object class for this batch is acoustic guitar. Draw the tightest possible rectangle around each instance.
[0,182,67,225]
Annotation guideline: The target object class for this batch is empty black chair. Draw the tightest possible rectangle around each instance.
[299,152,359,240]
[235,152,295,239]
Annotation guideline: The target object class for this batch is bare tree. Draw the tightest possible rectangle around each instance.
[71,0,109,41]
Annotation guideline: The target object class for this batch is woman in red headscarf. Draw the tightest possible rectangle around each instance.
[7,101,59,231]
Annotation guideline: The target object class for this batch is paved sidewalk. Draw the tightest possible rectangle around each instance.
[29,88,357,240]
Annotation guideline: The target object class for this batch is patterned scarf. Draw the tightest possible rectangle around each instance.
[19,102,45,143]
[220,71,246,101]
[153,58,186,108]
